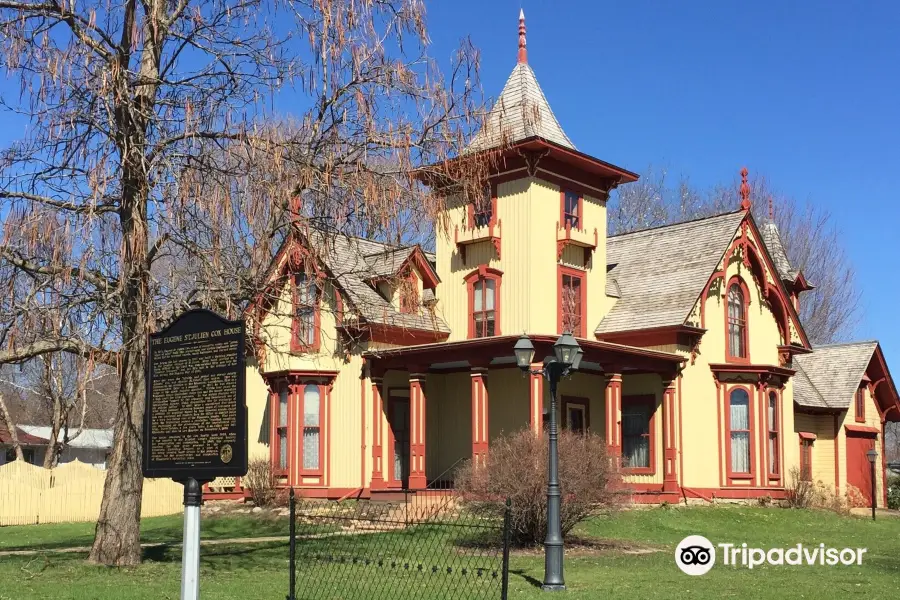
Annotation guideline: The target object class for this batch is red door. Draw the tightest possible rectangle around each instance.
[846,432,876,503]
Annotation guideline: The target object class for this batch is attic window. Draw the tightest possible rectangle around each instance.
[292,271,320,352]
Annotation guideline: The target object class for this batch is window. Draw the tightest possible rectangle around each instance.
[465,267,502,338]
[293,272,318,350]
[559,267,584,337]
[800,439,813,481]
[726,281,748,360]
[399,271,419,314]
[622,399,653,471]
[562,190,581,230]
[855,387,866,423]
[472,183,493,228]
[767,391,779,477]
[728,388,752,476]
[276,386,289,473]
[302,384,321,472]
[563,398,588,435]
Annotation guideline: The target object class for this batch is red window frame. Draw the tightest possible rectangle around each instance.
[562,396,590,434]
[558,266,586,337]
[560,189,583,230]
[272,384,289,477]
[267,376,333,486]
[855,387,866,423]
[766,390,780,478]
[725,276,750,364]
[464,266,502,339]
[620,394,656,475]
[398,270,419,314]
[799,437,813,481]
[468,182,497,229]
[291,271,321,353]
[725,386,755,480]
[298,383,327,478]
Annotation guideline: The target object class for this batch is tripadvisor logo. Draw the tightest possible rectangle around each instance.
[675,536,868,575]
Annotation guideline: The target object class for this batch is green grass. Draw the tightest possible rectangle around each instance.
[2,506,899,599]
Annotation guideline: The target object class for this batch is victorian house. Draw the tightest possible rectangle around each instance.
[205,12,899,506]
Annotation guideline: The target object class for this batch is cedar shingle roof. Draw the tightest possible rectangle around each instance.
[793,341,878,409]
[304,230,450,334]
[597,211,746,334]
[467,62,575,152]
[759,222,797,281]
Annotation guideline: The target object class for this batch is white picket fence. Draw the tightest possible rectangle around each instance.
[0,459,182,526]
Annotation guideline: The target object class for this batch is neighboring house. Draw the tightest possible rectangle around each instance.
[0,426,113,469]
[220,13,899,506]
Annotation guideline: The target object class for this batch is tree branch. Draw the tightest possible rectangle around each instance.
[0,339,117,366]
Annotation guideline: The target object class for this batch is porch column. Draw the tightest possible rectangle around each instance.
[605,373,622,457]
[288,382,303,486]
[471,367,490,465]
[409,371,428,489]
[529,363,543,435]
[370,376,385,490]
[662,378,679,493]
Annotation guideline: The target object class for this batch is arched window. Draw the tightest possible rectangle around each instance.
[726,280,748,361]
[465,267,502,338]
[292,271,320,351]
[728,388,752,476]
[767,391,779,477]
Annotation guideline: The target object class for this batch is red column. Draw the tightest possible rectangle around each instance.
[605,373,622,458]
[409,372,427,489]
[370,376,385,490]
[471,367,490,465]
[529,364,543,435]
[662,378,679,493]
[288,382,302,486]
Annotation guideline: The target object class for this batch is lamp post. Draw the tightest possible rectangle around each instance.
[866,448,878,521]
[515,332,583,592]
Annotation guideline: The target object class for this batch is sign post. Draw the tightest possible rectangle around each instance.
[143,309,247,600]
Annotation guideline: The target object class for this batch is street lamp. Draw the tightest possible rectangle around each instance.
[515,332,583,592]
[867,448,878,521]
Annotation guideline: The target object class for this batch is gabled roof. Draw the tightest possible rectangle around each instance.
[17,425,113,450]
[793,341,878,410]
[0,427,45,446]
[759,222,796,281]
[597,211,746,335]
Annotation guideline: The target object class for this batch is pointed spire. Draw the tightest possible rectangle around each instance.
[768,194,774,222]
[739,167,751,211]
[517,9,527,64]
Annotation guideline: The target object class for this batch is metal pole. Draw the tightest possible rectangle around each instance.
[542,364,565,591]
[871,461,876,521]
[501,497,511,600]
[287,488,296,600]
[181,478,202,600]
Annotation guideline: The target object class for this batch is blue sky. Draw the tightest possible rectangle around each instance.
[425,1,900,363]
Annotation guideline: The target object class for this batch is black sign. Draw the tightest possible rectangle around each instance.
[143,309,247,480]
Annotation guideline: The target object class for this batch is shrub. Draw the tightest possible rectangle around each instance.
[785,467,815,509]
[888,475,900,510]
[244,458,277,507]
[455,429,623,546]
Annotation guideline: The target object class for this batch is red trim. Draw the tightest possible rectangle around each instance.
[662,381,678,491]
[844,424,879,436]
[596,325,705,348]
[385,387,410,488]
[464,266,503,339]
[562,396,590,433]
[370,378,385,490]
[762,388,782,483]
[855,387,866,423]
[290,272,323,353]
[620,394,656,475]
[530,366,544,435]
[408,374,427,489]
[471,369,490,464]
[715,381,724,488]
[799,436,813,481]
[833,413,840,494]
[297,383,327,479]
[398,246,440,290]
[724,385,755,482]
[798,431,816,440]
[557,265,587,337]
[366,323,449,345]
[725,276,751,364]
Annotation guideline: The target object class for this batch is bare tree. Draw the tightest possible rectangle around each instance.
[0,0,486,566]
[609,166,861,344]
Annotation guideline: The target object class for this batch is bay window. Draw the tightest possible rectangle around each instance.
[276,386,289,474]
[728,388,752,476]
[767,391,779,477]
[302,384,322,472]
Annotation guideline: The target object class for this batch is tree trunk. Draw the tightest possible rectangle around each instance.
[43,385,62,468]
[0,392,24,461]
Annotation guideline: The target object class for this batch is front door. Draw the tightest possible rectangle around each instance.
[846,432,876,504]
[388,394,410,487]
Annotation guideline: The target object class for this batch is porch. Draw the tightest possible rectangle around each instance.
[364,335,684,498]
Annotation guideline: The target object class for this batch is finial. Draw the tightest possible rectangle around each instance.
[768,194,774,222]
[739,167,751,211]
[517,9,527,64]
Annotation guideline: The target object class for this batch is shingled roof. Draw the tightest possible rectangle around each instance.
[759,222,796,281]
[597,211,746,335]
[793,342,878,409]
[302,229,449,334]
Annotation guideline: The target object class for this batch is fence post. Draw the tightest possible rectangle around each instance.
[501,497,511,600]
[287,488,296,600]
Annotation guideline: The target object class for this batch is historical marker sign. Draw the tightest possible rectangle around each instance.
[143,308,247,480]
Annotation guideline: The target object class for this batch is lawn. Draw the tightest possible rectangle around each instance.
[1,505,898,599]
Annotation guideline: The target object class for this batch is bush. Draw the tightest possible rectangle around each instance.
[785,467,816,508]
[455,429,623,546]
[244,458,277,507]
[888,475,900,510]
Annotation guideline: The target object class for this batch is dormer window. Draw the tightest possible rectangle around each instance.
[562,190,581,230]
[292,271,320,351]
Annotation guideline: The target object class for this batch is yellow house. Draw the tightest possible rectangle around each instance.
[214,12,899,505]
